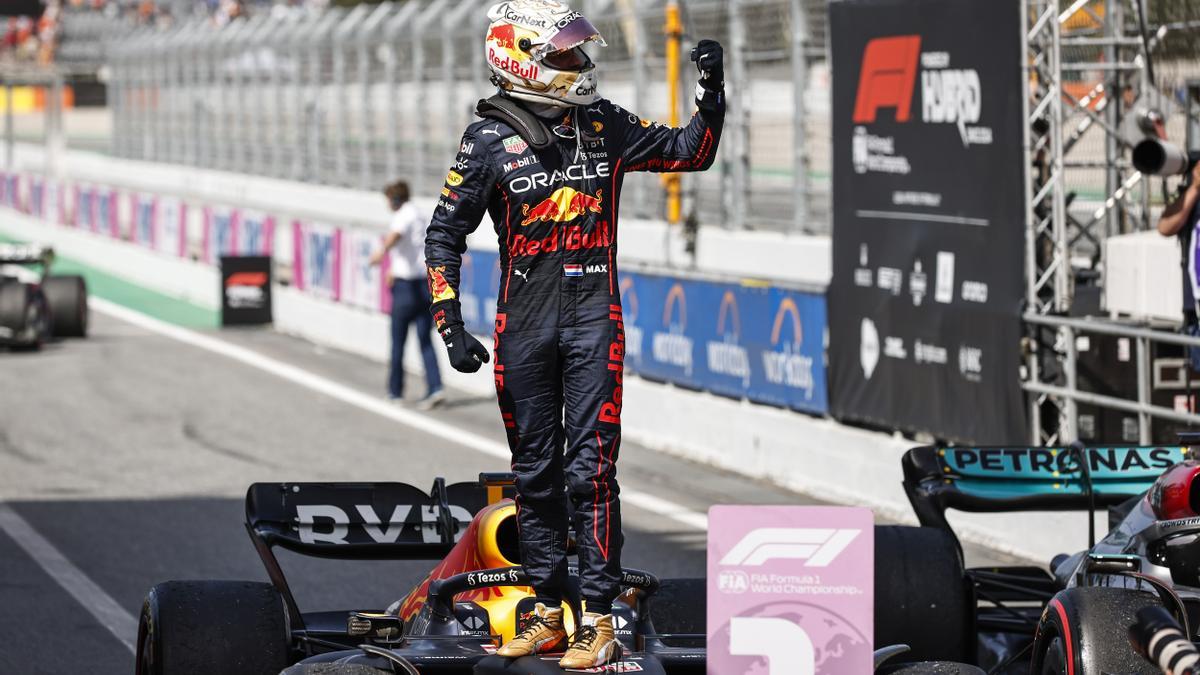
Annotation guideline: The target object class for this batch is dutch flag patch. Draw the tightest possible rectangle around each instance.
[563,264,583,277]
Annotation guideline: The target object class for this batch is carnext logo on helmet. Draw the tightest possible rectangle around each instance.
[563,264,583,277]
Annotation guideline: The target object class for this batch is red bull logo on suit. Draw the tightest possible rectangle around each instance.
[509,221,611,258]
[519,187,603,226]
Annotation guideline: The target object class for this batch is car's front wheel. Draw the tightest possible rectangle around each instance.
[135,580,290,675]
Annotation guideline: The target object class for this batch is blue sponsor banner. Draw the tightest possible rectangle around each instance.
[452,249,829,415]
[29,177,44,219]
[752,287,828,413]
[623,273,828,414]
[77,185,95,230]
[694,280,763,400]
[292,220,341,301]
[626,273,702,389]
[5,173,19,211]
[460,250,501,336]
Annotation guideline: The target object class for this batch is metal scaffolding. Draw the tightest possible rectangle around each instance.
[1022,0,1200,444]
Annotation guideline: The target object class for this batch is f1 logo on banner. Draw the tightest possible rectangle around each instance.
[708,506,873,674]
[719,528,861,567]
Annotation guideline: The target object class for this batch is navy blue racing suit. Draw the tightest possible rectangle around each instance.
[425,94,723,610]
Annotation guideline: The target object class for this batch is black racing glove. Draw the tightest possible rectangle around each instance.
[441,324,490,373]
[691,39,724,91]
[432,301,490,374]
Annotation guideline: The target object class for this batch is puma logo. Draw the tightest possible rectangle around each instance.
[587,105,604,116]
[513,269,530,283]
[481,125,501,136]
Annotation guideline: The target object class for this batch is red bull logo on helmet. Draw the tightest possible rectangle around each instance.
[520,187,603,226]
[486,22,539,60]
[489,47,540,81]
[487,23,519,50]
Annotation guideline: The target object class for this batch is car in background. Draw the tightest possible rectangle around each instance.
[0,243,88,350]
[898,442,1200,674]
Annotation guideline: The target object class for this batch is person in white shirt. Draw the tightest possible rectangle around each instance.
[370,181,444,408]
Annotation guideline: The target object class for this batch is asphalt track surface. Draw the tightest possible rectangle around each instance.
[0,305,1023,674]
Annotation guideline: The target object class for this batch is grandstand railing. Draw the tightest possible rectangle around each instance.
[87,0,831,235]
[1024,312,1200,446]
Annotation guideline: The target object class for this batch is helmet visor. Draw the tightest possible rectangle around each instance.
[531,15,606,61]
[542,46,593,72]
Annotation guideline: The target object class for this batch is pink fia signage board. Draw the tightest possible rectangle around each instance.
[707,505,873,675]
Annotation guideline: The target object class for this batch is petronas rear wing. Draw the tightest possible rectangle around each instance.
[902,445,1189,533]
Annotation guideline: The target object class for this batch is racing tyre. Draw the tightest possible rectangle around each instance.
[42,274,88,338]
[647,577,705,636]
[877,663,986,674]
[280,666,392,675]
[0,280,48,350]
[1031,587,1160,675]
[135,580,290,675]
[875,526,973,665]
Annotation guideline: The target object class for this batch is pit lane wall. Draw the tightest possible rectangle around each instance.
[0,149,1096,562]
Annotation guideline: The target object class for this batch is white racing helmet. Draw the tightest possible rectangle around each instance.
[484,0,606,107]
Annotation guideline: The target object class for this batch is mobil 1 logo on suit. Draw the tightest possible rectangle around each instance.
[708,506,873,674]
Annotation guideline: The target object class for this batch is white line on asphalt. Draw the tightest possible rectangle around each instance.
[0,502,138,653]
[90,297,710,532]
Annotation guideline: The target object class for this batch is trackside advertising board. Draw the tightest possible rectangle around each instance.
[220,255,273,326]
[203,207,275,265]
[130,193,188,258]
[340,226,390,313]
[293,220,342,301]
[828,0,1026,442]
[452,250,829,415]
[708,506,873,674]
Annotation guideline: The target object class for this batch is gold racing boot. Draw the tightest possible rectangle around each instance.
[496,603,567,658]
[559,612,622,669]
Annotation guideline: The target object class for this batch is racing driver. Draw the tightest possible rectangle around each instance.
[424,0,723,667]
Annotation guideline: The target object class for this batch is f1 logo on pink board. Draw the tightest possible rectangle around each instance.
[708,506,873,674]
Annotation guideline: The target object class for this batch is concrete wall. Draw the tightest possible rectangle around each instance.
[14,143,832,286]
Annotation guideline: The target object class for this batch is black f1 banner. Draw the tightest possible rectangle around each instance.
[828,0,1025,443]
[220,256,273,326]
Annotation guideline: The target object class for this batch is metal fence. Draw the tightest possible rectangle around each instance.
[98,0,831,234]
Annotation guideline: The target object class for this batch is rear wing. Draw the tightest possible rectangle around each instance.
[902,445,1189,533]
[246,479,508,560]
[245,474,516,629]
[0,243,52,267]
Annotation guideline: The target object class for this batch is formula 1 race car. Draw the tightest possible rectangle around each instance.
[137,443,1200,675]
[135,472,990,675]
[0,243,88,349]
[135,474,708,675]
[896,441,1200,674]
